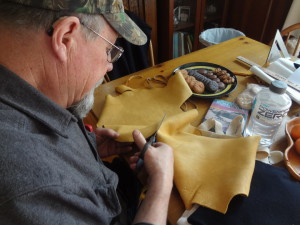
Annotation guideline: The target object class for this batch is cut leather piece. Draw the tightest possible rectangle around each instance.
[97,72,193,140]
[198,118,224,135]
[103,123,160,142]
[198,115,245,138]
[187,161,300,225]
[256,145,270,159]
[255,145,284,165]
[225,115,245,137]
[97,71,260,213]
[115,84,134,94]
[269,151,284,164]
[159,111,260,213]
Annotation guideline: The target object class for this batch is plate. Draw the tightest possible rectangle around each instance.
[173,62,237,98]
[284,117,300,181]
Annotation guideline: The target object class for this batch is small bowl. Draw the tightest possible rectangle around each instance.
[284,117,300,181]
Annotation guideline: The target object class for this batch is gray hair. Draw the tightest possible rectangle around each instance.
[0,1,106,40]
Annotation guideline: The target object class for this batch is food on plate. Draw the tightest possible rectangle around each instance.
[177,66,235,95]
[217,81,226,89]
[196,67,234,90]
[212,68,235,84]
[200,71,226,89]
[197,68,208,74]
[180,69,205,94]
[290,124,300,141]
[179,69,189,77]
[212,78,220,82]
[295,138,300,154]
[200,71,217,80]
[186,69,219,92]
[191,81,205,94]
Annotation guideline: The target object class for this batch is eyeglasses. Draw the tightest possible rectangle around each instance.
[81,23,124,63]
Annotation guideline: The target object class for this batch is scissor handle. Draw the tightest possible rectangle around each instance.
[136,135,156,170]
[140,135,156,160]
[135,113,165,171]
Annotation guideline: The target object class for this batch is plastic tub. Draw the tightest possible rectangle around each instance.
[199,28,245,46]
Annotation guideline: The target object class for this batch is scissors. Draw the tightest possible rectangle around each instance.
[136,114,166,170]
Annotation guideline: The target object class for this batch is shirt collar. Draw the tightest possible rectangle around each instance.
[0,65,77,138]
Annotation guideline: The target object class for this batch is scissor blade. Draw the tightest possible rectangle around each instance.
[153,114,166,137]
[136,114,166,171]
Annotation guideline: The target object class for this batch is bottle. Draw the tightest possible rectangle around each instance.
[245,80,291,146]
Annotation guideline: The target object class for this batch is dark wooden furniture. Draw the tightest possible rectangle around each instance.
[123,0,158,64]
[203,0,229,30]
[156,0,229,63]
[121,0,293,66]
[156,0,293,63]
[224,0,293,44]
[157,0,203,63]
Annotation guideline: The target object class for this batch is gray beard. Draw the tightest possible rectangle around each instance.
[69,78,104,119]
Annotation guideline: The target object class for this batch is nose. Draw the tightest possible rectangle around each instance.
[106,62,113,72]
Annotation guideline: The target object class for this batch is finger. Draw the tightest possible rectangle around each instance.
[132,130,147,150]
[128,156,139,170]
[95,128,119,139]
[152,142,162,148]
[129,155,139,163]
[129,163,137,170]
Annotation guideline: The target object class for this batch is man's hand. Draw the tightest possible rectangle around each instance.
[95,128,132,158]
[129,129,174,225]
[129,130,174,184]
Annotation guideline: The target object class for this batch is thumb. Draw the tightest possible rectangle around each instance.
[132,130,147,151]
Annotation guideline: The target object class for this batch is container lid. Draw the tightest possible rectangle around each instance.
[270,80,287,94]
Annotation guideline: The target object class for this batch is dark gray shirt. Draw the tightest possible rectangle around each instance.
[0,65,121,224]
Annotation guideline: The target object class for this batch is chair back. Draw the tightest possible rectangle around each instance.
[281,23,300,57]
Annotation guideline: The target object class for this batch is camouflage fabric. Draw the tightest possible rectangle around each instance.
[5,0,147,45]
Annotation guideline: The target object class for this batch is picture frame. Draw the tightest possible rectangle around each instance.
[173,7,179,25]
[178,6,190,22]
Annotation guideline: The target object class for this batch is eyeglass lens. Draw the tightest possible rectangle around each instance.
[108,47,123,63]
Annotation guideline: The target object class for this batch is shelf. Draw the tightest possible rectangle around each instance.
[174,22,195,31]
[157,0,204,63]
[205,14,222,22]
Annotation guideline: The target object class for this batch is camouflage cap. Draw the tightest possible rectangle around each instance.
[5,0,147,45]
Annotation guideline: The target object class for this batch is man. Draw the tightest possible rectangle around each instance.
[0,1,174,224]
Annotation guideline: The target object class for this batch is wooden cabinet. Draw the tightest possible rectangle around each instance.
[157,0,229,63]
[223,0,293,44]
[203,0,229,30]
[157,0,204,63]
[140,0,291,64]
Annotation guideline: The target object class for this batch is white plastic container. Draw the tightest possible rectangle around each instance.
[199,28,245,46]
[245,80,291,146]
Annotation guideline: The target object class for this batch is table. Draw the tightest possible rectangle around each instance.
[84,36,300,224]
[86,36,299,144]
[87,37,265,125]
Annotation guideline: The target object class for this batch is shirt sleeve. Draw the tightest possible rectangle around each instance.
[0,185,120,225]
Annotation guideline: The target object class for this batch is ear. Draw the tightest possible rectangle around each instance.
[51,17,81,62]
